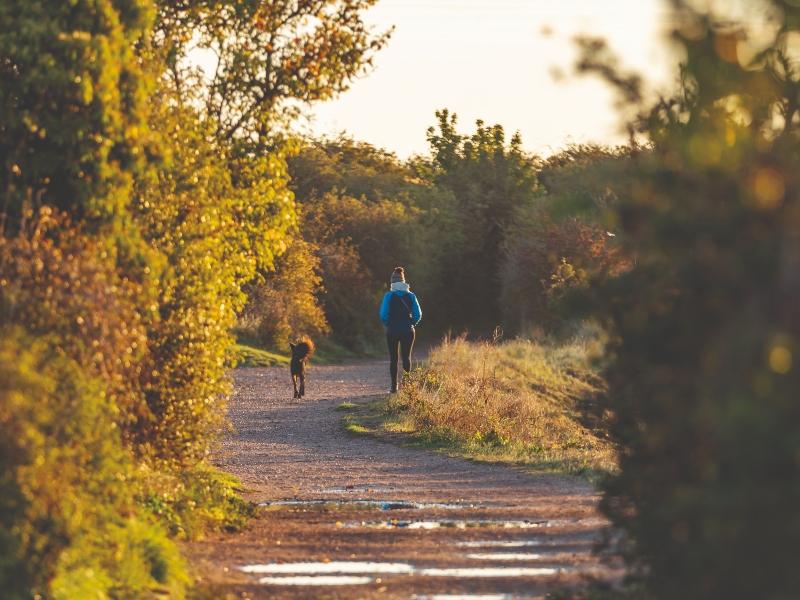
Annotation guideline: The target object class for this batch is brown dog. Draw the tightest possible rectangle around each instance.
[289,338,315,399]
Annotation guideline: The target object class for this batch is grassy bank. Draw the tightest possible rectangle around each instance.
[234,336,378,368]
[343,336,616,479]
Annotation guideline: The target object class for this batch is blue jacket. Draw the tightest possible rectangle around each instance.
[379,286,422,334]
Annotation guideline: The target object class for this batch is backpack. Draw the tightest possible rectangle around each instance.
[388,292,414,330]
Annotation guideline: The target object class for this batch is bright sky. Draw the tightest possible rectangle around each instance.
[304,0,680,158]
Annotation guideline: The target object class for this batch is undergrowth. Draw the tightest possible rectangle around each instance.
[346,335,617,480]
[138,463,254,539]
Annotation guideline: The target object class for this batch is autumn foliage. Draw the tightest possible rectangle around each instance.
[579,1,800,597]
[0,0,387,596]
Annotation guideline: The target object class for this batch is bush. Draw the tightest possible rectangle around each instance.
[0,328,187,599]
[137,463,254,540]
[316,238,382,352]
[502,211,623,333]
[0,0,154,228]
[0,209,151,443]
[135,99,296,462]
[581,2,800,596]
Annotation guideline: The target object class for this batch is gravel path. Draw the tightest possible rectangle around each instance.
[185,360,620,599]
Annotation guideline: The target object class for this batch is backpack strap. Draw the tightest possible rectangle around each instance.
[394,292,413,317]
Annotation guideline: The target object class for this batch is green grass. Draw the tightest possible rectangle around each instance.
[341,336,616,482]
[233,336,378,368]
[344,422,370,434]
[233,343,290,367]
[340,397,393,436]
[138,463,255,540]
[336,401,357,411]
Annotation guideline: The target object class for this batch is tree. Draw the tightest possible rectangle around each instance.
[425,110,538,332]
[500,146,630,334]
[582,1,800,596]
[133,0,388,459]
[154,0,390,143]
[240,237,329,348]
[0,0,155,231]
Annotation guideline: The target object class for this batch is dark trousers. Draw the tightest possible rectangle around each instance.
[387,329,415,390]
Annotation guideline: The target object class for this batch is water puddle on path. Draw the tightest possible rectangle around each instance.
[240,561,563,586]
[257,575,374,586]
[456,540,544,548]
[343,519,553,530]
[466,553,547,561]
[260,499,476,510]
[346,517,607,530]
[319,483,397,494]
[419,567,559,577]
[240,561,415,574]
[412,596,531,600]
[322,484,394,494]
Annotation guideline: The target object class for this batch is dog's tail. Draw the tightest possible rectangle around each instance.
[293,336,315,360]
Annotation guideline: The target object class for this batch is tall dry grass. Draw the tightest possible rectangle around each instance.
[390,335,616,476]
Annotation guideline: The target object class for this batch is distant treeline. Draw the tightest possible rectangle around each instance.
[240,113,629,352]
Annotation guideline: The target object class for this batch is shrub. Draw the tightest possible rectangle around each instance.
[0,328,186,599]
[316,238,382,352]
[581,2,800,596]
[502,210,625,333]
[0,0,155,229]
[134,100,295,462]
[0,208,151,443]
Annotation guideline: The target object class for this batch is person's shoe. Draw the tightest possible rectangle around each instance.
[389,385,398,394]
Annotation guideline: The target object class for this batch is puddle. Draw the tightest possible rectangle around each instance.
[260,499,472,510]
[351,517,605,530]
[257,575,373,585]
[466,553,546,561]
[241,561,414,574]
[346,519,553,530]
[322,485,394,494]
[241,561,561,584]
[456,540,544,548]
[419,567,559,577]
[412,596,523,600]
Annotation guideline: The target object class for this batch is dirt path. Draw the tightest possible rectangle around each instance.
[185,361,620,599]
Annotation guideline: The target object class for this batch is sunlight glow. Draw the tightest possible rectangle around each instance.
[305,0,679,157]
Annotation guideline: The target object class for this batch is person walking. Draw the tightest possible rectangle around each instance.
[379,266,422,393]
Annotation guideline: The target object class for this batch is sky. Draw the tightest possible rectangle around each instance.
[303,0,681,158]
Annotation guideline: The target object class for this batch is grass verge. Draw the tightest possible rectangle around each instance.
[342,336,616,481]
[233,337,376,368]
[138,462,255,540]
[233,343,290,367]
